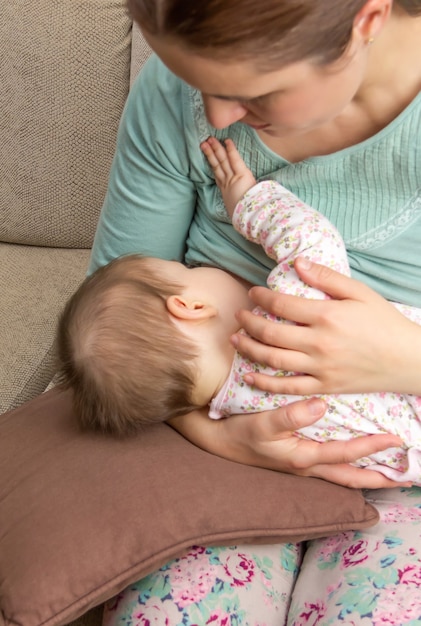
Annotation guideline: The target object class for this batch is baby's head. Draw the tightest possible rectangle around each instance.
[57,255,202,435]
[57,254,251,436]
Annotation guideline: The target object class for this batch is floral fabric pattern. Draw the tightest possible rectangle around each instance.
[103,543,301,626]
[288,487,421,626]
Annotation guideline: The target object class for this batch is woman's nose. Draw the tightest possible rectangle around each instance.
[203,96,248,129]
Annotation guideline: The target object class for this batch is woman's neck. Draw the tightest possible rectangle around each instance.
[259,11,421,162]
[357,9,421,113]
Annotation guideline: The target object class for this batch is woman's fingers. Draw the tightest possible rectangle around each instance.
[243,372,323,396]
[290,433,403,469]
[227,406,405,490]
[255,397,327,436]
[169,404,405,490]
[306,462,411,489]
[232,312,315,354]
[235,275,420,395]
[245,286,323,325]
[230,402,402,466]
[294,257,374,301]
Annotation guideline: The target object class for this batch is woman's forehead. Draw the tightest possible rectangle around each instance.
[143,30,314,98]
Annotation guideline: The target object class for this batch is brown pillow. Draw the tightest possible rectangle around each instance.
[0,388,379,626]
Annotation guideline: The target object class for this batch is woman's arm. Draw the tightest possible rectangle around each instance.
[233,258,421,396]
[88,56,196,274]
[168,401,407,488]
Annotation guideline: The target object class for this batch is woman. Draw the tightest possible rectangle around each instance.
[93,0,421,623]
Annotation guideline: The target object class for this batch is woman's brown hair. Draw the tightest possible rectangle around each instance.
[128,0,421,67]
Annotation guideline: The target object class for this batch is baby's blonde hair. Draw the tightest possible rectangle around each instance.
[57,255,200,435]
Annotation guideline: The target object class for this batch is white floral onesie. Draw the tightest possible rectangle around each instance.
[209,180,421,484]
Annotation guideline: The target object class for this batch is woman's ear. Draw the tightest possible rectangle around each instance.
[166,295,218,320]
[353,0,392,43]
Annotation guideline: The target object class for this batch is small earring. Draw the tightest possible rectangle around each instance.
[367,37,374,45]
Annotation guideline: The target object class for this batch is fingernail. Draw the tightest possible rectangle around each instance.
[296,256,312,270]
[243,374,254,385]
[230,334,239,347]
[308,398,325,416]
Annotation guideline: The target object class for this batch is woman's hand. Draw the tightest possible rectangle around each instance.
[168,400,407,489]
[232,258,421,396]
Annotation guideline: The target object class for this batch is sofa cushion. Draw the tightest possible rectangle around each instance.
[0,244,90,413]
[0,388,379,626]
[0,0,131,248]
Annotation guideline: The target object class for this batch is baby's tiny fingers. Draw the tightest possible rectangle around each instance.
[224,138,250,176]
[206,137,235,178]
[200,140,219,168]
[201,140,231,184]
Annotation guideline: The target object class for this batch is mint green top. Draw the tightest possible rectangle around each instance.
[89,55,421,307]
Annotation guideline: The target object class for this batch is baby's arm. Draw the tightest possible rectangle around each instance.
[202,138,350,299]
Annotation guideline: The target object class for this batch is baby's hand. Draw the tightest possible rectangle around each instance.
[201,137,256,218]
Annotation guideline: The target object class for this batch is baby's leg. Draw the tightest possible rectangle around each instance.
[103,542,303,626]
[287,486,421,625]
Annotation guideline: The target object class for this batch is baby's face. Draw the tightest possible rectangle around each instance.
[149,259,253,327]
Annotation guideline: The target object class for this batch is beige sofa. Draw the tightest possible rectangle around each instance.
[0,1,150,624]
[0,1,150,414]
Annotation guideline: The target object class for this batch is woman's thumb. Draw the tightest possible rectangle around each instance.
[294,257,363,300]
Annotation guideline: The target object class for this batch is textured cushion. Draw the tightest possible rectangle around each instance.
[0,388,379,626]
[0,244,90,413]
[0,0,131,248]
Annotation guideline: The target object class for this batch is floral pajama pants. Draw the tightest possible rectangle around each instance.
[103,487,421,626]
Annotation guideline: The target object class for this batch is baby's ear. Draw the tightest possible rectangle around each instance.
[166,295,217,320]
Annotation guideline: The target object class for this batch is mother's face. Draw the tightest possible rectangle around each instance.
[143,30,372,138]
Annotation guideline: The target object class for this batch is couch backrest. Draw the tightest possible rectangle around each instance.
[131,23,152,87]
[0,0,135,248]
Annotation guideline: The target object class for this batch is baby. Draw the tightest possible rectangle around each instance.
[57,138,421,484]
